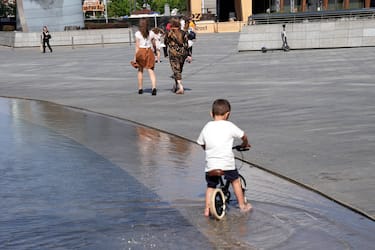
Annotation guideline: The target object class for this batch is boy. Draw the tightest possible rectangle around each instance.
[197,99,252,217]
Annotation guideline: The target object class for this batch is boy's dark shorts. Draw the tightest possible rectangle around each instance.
[205,169,239,188]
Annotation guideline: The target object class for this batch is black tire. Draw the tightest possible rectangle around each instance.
[239,174,247,190]
[210,189,226,220]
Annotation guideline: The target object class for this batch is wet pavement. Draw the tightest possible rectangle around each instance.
[0,98,212,249]
[1,32,375,248]
[0,97,374,249]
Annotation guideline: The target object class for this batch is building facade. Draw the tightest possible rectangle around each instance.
[190,0,252,22]
[253,0,375,14]
[17,0,84,32]
[189,0,375,22]
[82,0,104,18]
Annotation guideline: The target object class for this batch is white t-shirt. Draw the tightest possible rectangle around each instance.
[154,33,162,49]
[135,30,156,48]
[197,120,244,172]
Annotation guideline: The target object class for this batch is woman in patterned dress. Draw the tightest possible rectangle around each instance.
[164,17,192,94]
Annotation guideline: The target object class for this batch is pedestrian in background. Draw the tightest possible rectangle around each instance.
[184,18,196,60]
[134,18,157,95]
[164,17,192,95]
[163,21,172,57]
[41,26,52,53]
[151,27,164,63]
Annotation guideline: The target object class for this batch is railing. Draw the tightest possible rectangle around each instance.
[249,8,375,25]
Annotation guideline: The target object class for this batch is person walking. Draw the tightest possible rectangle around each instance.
[164,17,192,95]
[184,18,196,60]
[134,18,157,95]
[151,27,164,63]
[41,26,52,53]
[163,21,171,58]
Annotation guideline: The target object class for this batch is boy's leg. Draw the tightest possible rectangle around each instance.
[205,187,214,217]
[231,178,252,212]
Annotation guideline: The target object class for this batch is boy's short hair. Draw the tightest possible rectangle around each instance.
[212,99,231,116]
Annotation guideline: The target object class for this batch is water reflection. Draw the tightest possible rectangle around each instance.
[0,98,213,249]
[136,126,194,166]
[135,127,201,199]
[0,97,374,250]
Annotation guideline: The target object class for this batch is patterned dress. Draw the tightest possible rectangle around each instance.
[164,30,191,80]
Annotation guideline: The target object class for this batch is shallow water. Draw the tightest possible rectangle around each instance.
[0,98,212,249]
[0,97,374,249]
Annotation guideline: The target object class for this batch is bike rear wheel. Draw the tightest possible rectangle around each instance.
[210,188,226,220]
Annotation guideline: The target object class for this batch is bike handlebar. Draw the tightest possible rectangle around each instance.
[232,145,250,151]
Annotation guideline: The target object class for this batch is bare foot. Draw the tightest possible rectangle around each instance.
[204,207,210,217]
[175,88,184,94]
[240,203,252,213]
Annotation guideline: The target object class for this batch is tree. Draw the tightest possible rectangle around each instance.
[107,0,133,17]
[0,1,16,18]
[107,0,187,17]
[149,0,186,14]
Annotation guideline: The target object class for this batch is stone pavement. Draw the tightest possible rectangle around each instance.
[1,32,374,220]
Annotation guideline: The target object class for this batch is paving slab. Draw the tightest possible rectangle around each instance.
[1,32,374,221]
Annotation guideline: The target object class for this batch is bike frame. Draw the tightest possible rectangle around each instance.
[209,145,249,220]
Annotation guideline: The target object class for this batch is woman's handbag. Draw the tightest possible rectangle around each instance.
[130,60,139,69]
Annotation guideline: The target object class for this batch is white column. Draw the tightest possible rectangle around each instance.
[104,0,108,23]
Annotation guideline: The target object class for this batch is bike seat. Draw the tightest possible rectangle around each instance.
[208,169,224,176]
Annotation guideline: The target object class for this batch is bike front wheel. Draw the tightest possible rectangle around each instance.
[210,188,226,220]
[239,174,247,203]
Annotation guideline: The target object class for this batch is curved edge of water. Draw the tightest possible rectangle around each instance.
[1,94,373,222]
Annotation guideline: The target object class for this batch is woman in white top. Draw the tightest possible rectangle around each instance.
[134,18,157,95]
[151,27,164,63]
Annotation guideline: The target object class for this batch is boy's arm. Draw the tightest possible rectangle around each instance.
[240,133,251,149]
[197,128,206,150]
